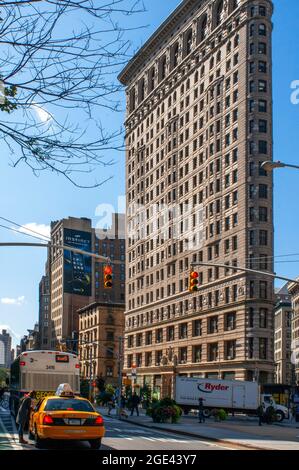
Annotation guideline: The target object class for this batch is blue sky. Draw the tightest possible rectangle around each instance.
[0,0,299,347]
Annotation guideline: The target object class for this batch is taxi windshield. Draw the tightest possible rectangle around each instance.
[44,399,94,412]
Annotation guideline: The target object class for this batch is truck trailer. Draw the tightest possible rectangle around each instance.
[175,377,288,421]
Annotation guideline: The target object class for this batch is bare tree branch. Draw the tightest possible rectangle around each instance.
[0,0,146,187]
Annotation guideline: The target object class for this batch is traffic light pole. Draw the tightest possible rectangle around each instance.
[117,336,124,420]
[190,261,299,285]
[0,242,124,265]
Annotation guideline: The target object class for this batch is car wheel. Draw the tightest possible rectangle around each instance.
[276,410,284,422]
[203,409,211,418]
[89,438,101,450]
[34,426,43,449]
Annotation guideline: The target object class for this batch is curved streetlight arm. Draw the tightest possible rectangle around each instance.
[261,160,299,171]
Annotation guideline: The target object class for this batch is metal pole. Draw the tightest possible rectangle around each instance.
[190,261,299,285]
[89,346,92,402]
[117,336,123,419]
[0,243,123,266]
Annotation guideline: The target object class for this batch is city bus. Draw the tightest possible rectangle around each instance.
[10,350,80,416]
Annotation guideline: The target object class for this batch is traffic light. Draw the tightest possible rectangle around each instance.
[189,270,199,292]
[104,265,113,289]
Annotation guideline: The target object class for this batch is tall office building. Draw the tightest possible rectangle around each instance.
[50,214,125,350]
[0,329,12,368]
[288,278,299,384]
[274,285,294,385]
[119,0,274,397]
[39,255,51,349]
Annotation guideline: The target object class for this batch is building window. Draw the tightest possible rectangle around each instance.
[193,345,202,363]
[193,319,202,337]
[185,29,193,55]
[249,307,254,328]
[145,352,152,367]
[167,326,175,341]
[127,336,134,348]
[136,353,142,367]
[145,331,152,345]
[259,183,268,198]
[160,55,167,81]
[259,338,267,360]
[155,328,163,343]
[208,343,218,362]
[208,316,218,334]
[259,281,268,299]
[260,308,268,328]
[179,323,188,339]
[136,333,142,347]
[225,340,236,360]
[259,230,268,246]
[248,337,254,359]
[215,0,224,27]
[127,354,133,368]
[259,24,267,36]
[107,331,114,341]
[155,350,163,366]
[225,312,236,331]
[176,346,187,365]
[106,366,113,377]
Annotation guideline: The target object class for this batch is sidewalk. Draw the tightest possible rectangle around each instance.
[97,406,299,450]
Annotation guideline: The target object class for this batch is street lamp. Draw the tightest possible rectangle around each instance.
[261,160,299,172]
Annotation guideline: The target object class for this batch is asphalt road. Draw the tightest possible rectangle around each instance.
[0,407,232,451]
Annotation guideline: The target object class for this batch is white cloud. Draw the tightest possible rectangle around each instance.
[16,223,50,241]
[32,104,52,123]
[1,296,25,306]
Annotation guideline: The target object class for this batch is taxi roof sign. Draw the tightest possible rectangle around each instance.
[55,383,74,397]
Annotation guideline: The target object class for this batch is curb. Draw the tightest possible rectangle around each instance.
[103,413,271,451]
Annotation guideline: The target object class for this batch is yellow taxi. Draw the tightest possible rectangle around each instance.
[29,384,105,449]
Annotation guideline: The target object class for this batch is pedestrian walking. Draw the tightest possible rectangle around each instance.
[130,392,140,417]
[107,397,115,416]
[120,395,128,419]
[257,405,264,426]
[198,398,205,423]
[16,390,36,444]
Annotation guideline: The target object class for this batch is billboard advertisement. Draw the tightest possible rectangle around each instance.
[63,229,92,296]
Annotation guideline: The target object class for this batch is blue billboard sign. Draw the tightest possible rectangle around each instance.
[63,229,92,296]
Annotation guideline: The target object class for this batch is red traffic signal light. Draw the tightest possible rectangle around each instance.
[104,265,113,289]
[189,271,199,292]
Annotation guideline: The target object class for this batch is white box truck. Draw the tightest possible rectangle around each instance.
[175,377,288,421]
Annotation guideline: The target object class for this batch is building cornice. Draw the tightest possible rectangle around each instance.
[78,301,125,314]
[118,0,274,86]
[118,0,204,85]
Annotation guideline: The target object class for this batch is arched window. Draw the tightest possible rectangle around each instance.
[215,0,224,27]
[148,66,155,92]
[259,23,267,36]
[230,0,239,13]
[186,29,193,55]
[173,43,179,68]
[199,14,208,43]
[160,55,167,80]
